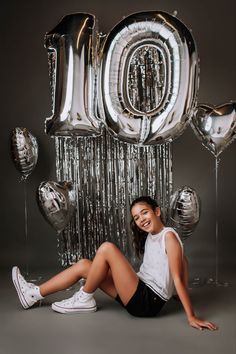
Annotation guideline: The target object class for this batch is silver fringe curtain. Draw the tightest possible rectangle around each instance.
[55,128,172,267]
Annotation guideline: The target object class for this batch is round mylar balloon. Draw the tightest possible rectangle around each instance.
[11,127,38,179]
[191,102,236,157]
[98,11,199,145]
[37,181,76,232]
[169,186,201,240]
[45,13,102,137]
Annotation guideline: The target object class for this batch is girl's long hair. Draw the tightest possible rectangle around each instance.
[130,196,159,258]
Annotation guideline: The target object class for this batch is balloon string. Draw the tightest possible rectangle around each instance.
[215,156,219,284]
[23,179,29,277]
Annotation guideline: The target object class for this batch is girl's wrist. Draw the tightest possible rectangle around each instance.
[187,314,196,321]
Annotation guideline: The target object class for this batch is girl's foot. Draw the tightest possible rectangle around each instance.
[12,266,43,309]
[51,287,97,314]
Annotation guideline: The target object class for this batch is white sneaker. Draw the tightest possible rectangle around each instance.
[12,266,40,309]
[51,287,97,314]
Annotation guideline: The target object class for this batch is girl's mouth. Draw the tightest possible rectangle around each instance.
[141,221,151,229]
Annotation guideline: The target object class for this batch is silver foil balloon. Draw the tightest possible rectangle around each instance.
[44,13,102,137]
[37,181,76,232]
[98,11,199,145]
[11,127,38,179]
[191,102,236,157]
[169,186,200,240]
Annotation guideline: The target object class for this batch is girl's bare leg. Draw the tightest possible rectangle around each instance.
[40,259,119,299]
[83,242,139,305]
[39,242,138,305]
[39,259,92,297]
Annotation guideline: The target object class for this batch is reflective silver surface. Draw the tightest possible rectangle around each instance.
[45,13,102,136]
[37,181,76,232]
[11,127,38,179]
[98,11,199,145]
[191,102,236,157]
[169,186,201,240]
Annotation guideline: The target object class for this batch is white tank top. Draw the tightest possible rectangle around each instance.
[137,227,184,301]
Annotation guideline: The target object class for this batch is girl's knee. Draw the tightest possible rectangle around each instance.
[97,242,117,255]
[76,259,91,271]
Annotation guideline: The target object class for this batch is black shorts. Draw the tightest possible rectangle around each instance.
[115,279,166,317]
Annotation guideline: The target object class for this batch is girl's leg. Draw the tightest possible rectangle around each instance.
[39,259,92,297]
[39,258,119,299]
[40,242,138,305]
[83,242,139,305]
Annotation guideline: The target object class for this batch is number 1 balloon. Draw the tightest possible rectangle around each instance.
[44,13,102,137]
[11,127,38,179]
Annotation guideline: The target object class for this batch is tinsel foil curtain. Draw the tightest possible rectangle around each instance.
[55,129,172,267]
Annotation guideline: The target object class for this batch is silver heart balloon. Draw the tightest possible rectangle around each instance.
[191,102,236,157]
[11,127,38,179]
[169,186,201,241]
[37,181,76,232]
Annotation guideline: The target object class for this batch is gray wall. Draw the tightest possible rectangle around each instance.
[1,0,235,278]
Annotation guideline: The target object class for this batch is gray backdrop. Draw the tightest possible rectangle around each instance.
[1,0,235,279]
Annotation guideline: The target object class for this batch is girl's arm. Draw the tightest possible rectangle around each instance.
[165,231,218,331]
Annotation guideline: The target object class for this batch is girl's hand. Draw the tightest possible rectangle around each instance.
[188,315,218,331]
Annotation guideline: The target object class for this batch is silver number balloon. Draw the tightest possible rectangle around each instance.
[11,127,38,179]
[98,11,199,145]
[37,181,76,232]
[191,102,236,157]
[169,186,201,240]
[45,13,102,137]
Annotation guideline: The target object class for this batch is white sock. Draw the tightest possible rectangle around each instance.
[35,286,44,300]
[29,286,44,300]
[80,287,94,299]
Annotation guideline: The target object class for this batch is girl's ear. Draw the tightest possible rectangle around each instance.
[155,207,161,216]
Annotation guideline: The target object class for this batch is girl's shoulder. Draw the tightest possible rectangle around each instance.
[161,227,179,237]
[162,227,184,249]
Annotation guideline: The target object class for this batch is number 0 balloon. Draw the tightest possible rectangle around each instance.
[98,11,199,145]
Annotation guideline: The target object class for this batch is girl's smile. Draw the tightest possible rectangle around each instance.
[131,202,163,235]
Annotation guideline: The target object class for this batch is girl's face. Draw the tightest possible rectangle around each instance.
[131,202,163,235]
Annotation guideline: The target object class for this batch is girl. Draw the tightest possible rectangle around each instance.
[12,196,218,331]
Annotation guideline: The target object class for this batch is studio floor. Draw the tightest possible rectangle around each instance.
[1,267,235,354]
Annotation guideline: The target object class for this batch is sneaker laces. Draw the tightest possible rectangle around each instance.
[18,273,36,291]
[59,290,87,306]
[70,291,85,304]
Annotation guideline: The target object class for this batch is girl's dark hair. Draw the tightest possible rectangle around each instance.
[130,196,159,258]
